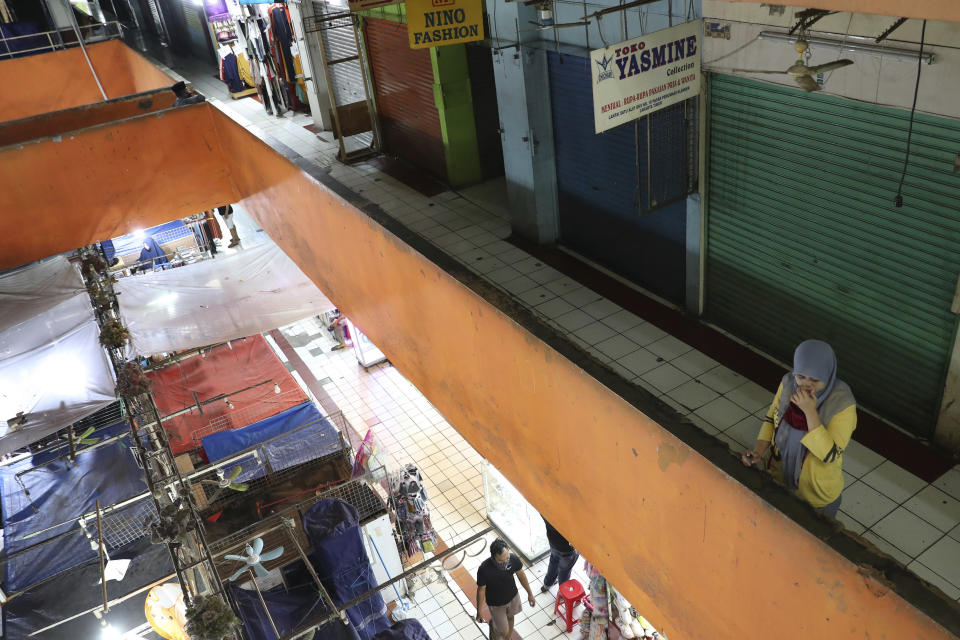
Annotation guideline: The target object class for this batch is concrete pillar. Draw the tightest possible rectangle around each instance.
[288,0,334,131]
[935,319,960,452]
[492,45,559,245]
[490,0,558,245]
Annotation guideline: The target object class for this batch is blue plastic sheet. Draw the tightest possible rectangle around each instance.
[3,537,174,640]
[302,499,391,640]
[0,421,150,590]
[101,220,192,261]
[372,620,433,640]
[202,402,343,478]
[229,583,360,640]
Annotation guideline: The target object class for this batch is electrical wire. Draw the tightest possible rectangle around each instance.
[702,34,759,66]
[894,19,926,208]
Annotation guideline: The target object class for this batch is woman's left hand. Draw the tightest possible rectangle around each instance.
[791,388,818,414]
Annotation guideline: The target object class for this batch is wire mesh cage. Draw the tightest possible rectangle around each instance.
[189,389,314,450]
[188,412,358,542]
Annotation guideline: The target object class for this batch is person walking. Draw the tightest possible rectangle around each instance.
[476,539,535,640]
[740,339,856,517]
[171,81,206,107]
[540,517,579,593]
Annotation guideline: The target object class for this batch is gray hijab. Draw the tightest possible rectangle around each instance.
[774,340,855,490]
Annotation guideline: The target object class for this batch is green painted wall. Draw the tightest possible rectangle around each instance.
[431,44,482,187]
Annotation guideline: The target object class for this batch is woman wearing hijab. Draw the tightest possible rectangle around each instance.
[740,339,856,516]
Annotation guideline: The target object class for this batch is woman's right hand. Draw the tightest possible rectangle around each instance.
[741,450,762,467]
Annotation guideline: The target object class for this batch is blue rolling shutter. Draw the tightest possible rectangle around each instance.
[547,50,686,304]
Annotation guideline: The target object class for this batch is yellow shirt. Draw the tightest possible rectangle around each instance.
[757,383,857,508]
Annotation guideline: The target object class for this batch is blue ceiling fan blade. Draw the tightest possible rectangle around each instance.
[251,538,264,556]
[258,546,284,562]
[224,554,245,562]
[253,563,269,579]
[228,567,248,582]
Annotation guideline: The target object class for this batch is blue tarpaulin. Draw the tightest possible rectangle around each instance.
[201,402,342,479]
[0,421,150,590]
[372,620,433,640]
[303,499,391,640]
[101,220,193,261]
[230,583,360,640]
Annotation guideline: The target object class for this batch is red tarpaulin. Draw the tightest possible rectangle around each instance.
[148,334,309,455]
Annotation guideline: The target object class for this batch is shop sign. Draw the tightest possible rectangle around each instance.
[590,20,701,134]
[406,0,484,49]
[347,0,400,11]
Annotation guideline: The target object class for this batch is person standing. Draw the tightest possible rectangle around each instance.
[203,210,222,255]
[740,339,856,517]
[476,539,535,640]
[540,517,579,593]
[217,205,242,248]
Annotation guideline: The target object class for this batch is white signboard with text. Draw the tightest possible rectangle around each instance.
[590,21,701,134]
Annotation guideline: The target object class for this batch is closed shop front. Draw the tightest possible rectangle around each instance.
[706,73,960,437]
[363,17,446,180]
[546,50,697,305]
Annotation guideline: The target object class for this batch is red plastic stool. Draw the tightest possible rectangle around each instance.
[554,579,586,632]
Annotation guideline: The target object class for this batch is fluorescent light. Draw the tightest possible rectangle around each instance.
[758,31,935,64]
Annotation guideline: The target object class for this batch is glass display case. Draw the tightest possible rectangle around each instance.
[483,461,550,563]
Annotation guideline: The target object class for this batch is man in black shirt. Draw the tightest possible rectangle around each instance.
[475,539,535,640]
[541,517,579,593]
[171,81,206,107]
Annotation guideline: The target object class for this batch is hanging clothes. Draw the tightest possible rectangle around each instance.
[236,52,255,89]
[269,5,296,81]
[221,53,247,93]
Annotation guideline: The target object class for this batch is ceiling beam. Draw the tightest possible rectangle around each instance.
[721,0,960,23]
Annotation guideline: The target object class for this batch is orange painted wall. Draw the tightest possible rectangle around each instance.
[0,103,955,639]
[0,40,174,122]
[206,107,957,640]
[721,0,960,22]
[0,88,176,148]
[0,104,237,270]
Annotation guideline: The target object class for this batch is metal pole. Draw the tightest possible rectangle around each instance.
[96,500,109,616]
[63,0,108,100]
[250,568,281,639]
[282,521,340,615]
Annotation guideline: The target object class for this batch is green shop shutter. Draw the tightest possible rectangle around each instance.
[705,73,960,437]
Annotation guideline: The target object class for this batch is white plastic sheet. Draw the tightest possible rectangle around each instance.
[0,258,117,456]
[116,241,335,356]
[0,256,86,337]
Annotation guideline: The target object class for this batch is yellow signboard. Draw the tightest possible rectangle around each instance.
[405,0,484,49]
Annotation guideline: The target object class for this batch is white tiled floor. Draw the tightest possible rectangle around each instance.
[160,52,960,606]
[273,317,659,639]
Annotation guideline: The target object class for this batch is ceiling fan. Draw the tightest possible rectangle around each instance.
[225,537,285,581]
[200,465,249,502]
[525,0,590,29]
[733,37,853,92]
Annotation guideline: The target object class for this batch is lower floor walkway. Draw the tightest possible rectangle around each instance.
[151,47,960,605]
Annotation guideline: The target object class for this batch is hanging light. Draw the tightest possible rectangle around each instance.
[225,399,234,410]
[273,382,281,394]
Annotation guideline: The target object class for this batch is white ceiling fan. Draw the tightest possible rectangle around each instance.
[733,37,854,92]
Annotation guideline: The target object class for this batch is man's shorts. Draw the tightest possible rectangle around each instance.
[488,592,523,638]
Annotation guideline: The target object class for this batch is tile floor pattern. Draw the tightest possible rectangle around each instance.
[159,52,960,605]
[273,318,600,640]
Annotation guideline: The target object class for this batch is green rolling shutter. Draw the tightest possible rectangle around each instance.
[705,73,960,437]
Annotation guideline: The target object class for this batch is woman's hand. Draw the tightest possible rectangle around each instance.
[741,450,762,467]
[791,388,818,415]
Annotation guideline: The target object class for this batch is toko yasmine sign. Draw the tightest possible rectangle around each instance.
[406,0,484,49]
[590,20,702,134]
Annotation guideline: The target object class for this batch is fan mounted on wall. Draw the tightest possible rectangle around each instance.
[733,37,853,92]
